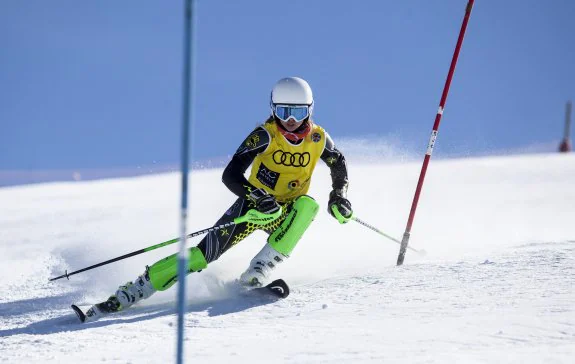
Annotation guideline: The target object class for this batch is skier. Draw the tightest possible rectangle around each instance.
[77,77,353,322]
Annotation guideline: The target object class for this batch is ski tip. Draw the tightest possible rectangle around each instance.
[71,304,86,323]
[266,279,290,299]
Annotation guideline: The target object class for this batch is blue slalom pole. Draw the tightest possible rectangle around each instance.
[177,0,195,363]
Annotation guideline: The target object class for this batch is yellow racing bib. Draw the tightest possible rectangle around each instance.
[248,122,326,202]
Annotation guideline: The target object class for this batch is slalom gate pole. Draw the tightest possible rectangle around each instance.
[559,101,572,152]
[176,0,195,362]
[48,218,244,282]
[352,216,426,255]
[564,101,572,140]
[396,0,475,266]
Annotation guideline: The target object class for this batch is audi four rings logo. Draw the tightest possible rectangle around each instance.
[272,150,310,167]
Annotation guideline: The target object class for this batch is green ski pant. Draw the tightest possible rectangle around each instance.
[148,195,319,291]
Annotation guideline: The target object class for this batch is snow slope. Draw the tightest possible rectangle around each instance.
[1,153,574,363]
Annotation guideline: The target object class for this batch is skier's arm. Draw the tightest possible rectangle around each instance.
[222,127,270,199]
[320,133,349,194]
[321,133,352,223]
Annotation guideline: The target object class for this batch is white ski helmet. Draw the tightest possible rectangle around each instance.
[270,77,314,121]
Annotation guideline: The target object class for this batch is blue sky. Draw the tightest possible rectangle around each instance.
[1,0,574,176]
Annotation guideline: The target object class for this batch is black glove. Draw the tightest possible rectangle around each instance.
[328,189,353,223]
[247,188,281,215]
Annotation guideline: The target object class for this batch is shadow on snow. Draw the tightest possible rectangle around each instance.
[0,292,84,318]
[0,292,280,338]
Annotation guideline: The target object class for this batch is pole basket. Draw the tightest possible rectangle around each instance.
[559,138,571,153]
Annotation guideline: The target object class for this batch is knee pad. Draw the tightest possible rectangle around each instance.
[147,246,208,291]
[268,195,319,256]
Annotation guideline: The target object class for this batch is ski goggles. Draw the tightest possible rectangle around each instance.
[273,105,310,123]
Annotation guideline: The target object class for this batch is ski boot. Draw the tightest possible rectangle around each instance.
[240,243,286,287]
[74,269,156,323]
[240,195,319,287]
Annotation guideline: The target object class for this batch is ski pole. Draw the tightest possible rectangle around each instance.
[49,212,255,282]
[352,216,426,255]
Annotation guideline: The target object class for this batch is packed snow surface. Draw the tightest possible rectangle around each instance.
[1,153,574,363]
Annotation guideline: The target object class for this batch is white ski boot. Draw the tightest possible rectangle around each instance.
[75,270,156,323]
[114,269,156,310]
[240,243,287,287]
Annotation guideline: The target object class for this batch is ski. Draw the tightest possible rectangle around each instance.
[71,296,122,323]
[71,304,87,323]
[70,303,106,323]
[71,279,289,323]
[253,278,290,299]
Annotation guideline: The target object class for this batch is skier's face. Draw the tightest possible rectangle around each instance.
[280,117,301,132]
[273,105,310,132]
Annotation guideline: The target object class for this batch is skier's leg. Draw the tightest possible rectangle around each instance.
[84,246,209,320]
[240,195,319,286]
[94,199,249,314]
[146,198,254,293]
[81,199,257,321]
[146,246,208,291]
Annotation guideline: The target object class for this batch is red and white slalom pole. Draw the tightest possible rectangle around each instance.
[397,0,475,265]
[559,101,572,153]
